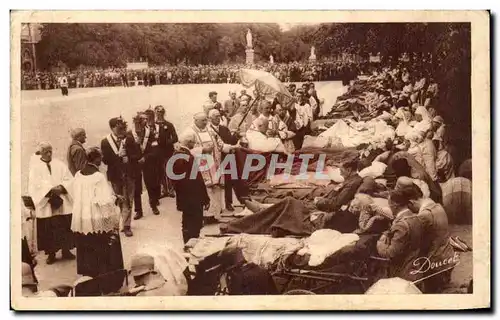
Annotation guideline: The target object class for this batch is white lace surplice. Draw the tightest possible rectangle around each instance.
[70,171,120,234]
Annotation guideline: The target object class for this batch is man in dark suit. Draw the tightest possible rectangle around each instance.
[142,109,163,216]
[207,109,239,211]
[171,132,210,244]
[154,105,179,198]
[124,113,150,220]
[223,90,240,118]
[67,128,87,176]
[100,117,139,237]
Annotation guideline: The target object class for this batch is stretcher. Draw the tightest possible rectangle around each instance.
[272,254,390,295]
[185,233,390,295]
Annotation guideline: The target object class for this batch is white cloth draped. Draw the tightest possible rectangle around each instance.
[246,129,286,153]
[28,155,73,219]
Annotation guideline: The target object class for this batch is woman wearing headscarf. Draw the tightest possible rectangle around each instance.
[433,136,455,183]
[419,129,438,182]
[70,147,124,277]
[405,130,425,166]
[413,106,432,134]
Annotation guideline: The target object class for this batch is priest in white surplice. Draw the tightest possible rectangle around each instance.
[28,142,75,265]
[70,147,124,277]
[246,118,287,153]
[181,112,223,223]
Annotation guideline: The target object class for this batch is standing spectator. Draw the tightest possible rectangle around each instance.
[142,109,163,215]
[67,128,87,176]
[154,105,178,199]
[223,90,240,118]
[59,74,69,96]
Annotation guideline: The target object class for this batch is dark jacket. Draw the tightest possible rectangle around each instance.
[101,134,142,183]
[417,200,455,265]
[172,147,210,211]
[210,124,238,156]
[142,127,162,164]
[156,121,178,159]
[377,210,424,282]
[224,99,240,118]
[67,140,87,176]
[124,130,147,175]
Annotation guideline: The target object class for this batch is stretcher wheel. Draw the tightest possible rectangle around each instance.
[283,289,315,295]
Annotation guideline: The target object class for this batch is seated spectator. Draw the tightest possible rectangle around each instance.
[408,185,456,293]
[376,185,424,282]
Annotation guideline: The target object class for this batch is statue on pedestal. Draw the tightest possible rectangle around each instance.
[309,46,316,61]
[246,29,253,49]
[269,55,274,64]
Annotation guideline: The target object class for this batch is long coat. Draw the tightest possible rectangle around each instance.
[171,147,210,212]
[156,120,179,160]
[67,140,87,176]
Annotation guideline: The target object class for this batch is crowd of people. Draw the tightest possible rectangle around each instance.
[21,61,361,91]
[22,56,472,297]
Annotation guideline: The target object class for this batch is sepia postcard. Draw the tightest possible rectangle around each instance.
[10,10,490,310]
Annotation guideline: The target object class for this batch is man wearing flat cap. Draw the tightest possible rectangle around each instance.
[67,128,87,176]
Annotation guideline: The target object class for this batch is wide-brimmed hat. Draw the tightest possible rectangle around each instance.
[129,254,155,277]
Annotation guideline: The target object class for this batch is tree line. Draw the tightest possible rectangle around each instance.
[35,23,468,70]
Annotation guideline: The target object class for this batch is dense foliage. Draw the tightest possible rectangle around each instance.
[35,23,468,70]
